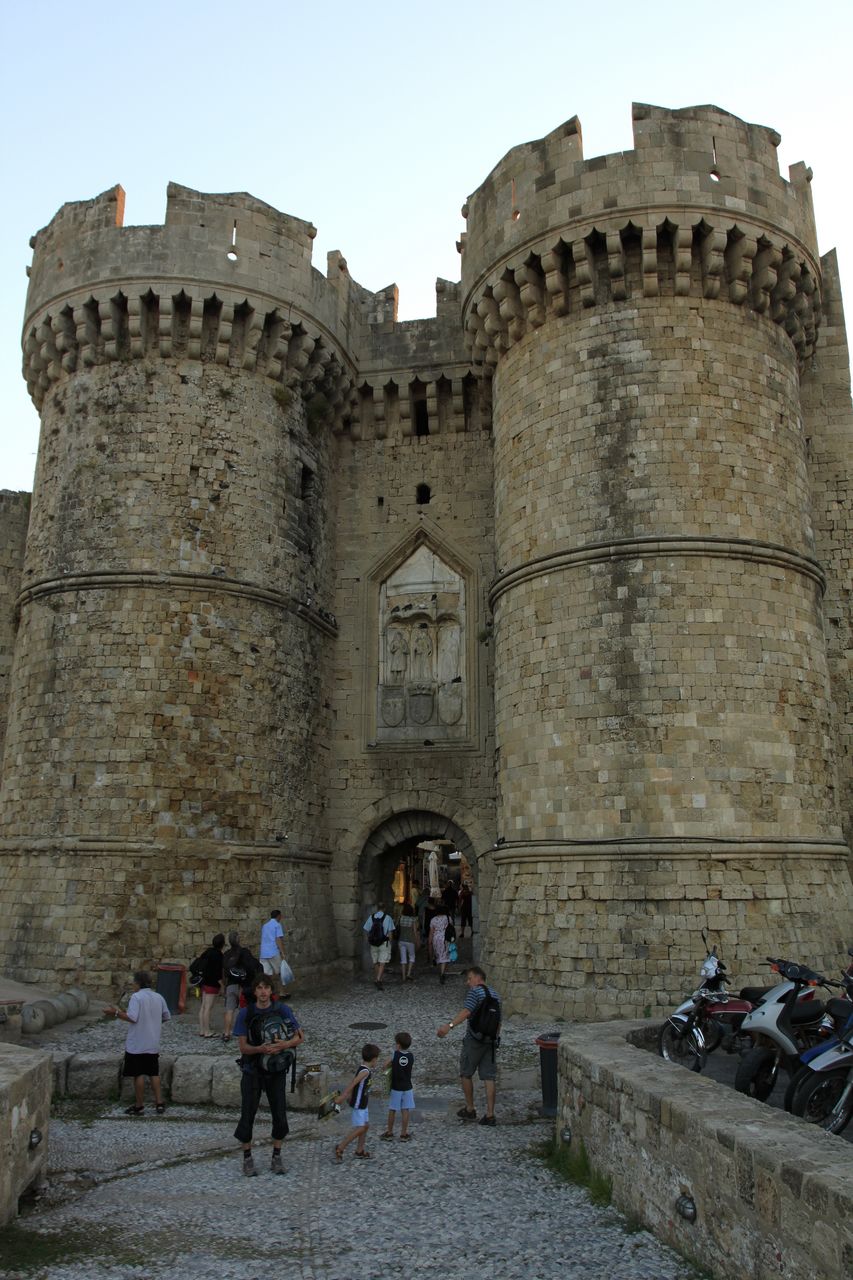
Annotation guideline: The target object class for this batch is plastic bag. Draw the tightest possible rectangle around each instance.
[279,959,295,989]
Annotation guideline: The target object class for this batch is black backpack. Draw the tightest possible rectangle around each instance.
[469,987,501,1041]
[188,956,204,988]
[444,917,457,944]
[245,1005,298,1089]
[367,913,386,946]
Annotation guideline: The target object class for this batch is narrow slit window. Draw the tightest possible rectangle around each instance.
[301,464,315,501]
[416,483,431,505]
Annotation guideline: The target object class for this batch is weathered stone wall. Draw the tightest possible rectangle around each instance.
[0,103,850,1012]
[0,1044,50,1228]
[461,102,850,1015]
[558,1022,853,1280]
[801,250,853,852]
[327,424,497,960]
[0,491,29,764]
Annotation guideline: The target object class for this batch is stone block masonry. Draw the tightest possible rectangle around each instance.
[0,102,850,1013]
[557,1022,853,1280]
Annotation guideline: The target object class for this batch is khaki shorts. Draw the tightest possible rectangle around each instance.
[370,943,392,964]
[459,1034,497,1082]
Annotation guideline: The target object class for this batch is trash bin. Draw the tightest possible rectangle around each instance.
[535,1031,561,1117]
[156,963,188,1014]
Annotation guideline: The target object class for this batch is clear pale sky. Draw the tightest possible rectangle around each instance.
[2,0,851,491]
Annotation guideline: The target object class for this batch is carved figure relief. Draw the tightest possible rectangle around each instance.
[376,544,468,743]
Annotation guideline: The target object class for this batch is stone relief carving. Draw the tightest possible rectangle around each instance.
[377,545,468,743]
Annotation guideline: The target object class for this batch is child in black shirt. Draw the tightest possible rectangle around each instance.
[381,1031,415,1141]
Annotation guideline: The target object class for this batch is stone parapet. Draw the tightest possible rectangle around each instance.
[0,1043,50,1227]
[557,1020,853,1280]
[461,105,821,369]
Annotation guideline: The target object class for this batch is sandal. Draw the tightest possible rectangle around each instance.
[355,1150,372,1159]
[380,1132,394,1141]
[155,1103,166,1115]
[333,1145,344,1164]
[124,1105,144,1116]
[400,1133,412,1141]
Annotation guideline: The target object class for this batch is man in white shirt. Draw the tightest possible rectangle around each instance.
[259,909,286,976]
[104,971,171,1115]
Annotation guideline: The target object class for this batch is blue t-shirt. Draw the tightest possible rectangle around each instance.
[234,1000,299,1070]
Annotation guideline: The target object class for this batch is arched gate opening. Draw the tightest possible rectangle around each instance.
[357,810,479,972]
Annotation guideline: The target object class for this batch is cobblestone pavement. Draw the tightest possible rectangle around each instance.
[2,971,698,1280]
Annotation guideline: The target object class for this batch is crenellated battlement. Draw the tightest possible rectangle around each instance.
[461,103,822,367]
[22,184,384,427]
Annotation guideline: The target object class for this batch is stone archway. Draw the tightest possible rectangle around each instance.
[357,810,479,971]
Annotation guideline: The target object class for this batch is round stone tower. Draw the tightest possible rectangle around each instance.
[0,183,354,985]
[461,104,851,1018]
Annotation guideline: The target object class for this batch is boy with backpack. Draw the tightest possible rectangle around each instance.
[233,973,304,1176]
[363,903,394,989]
[436,965,501,1126]
[333,1043,381,1162]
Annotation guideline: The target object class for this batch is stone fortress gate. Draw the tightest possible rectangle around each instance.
[0,103,850,1019]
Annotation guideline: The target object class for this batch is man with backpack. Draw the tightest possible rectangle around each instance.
[362,902,394,990]
[233,972,304,1176]
[436,965,501,1126]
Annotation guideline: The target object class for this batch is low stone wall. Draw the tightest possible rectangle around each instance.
[0,1044,51,1227]
[557,1022,853,1280]
[49,1050,330,1113]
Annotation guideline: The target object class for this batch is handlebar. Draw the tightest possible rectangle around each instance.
[766,957,828,985]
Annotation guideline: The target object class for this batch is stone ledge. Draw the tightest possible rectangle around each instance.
[0,1044,51,1227]
[558,1020,853,1280]
[56,1050,328,1113]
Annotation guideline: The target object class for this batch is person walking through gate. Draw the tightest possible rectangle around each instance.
[259,908,286,977]
[363,902,394,989]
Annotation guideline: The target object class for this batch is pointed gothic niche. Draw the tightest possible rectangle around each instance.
[377,543,468,744]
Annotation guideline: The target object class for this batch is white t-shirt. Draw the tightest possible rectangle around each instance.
[125,987,171,1055]
[260,916,284,959]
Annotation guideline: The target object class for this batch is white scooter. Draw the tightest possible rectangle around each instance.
[734,958,842,1101]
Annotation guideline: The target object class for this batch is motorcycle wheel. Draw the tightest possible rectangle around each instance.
[658,1022,706,1072]
[734,1047,779,1101]
[783,1066,811,1114]
[792,1069,853,1134]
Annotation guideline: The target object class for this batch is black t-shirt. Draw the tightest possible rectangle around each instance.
[390,1049,414,1091]
[198,947,223,986]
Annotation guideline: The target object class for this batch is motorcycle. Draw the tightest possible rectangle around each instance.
[783,949,853,1128]
[733,958,846,1101]
[658,943,774,1073]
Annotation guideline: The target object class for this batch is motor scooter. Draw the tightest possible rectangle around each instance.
[782,948,853,1123]
[734,958,841,1101]
[658,943,779,1073]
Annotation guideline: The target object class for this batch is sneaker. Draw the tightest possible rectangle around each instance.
[270,1151,284,1175]
[479,1114,496,1127]
[242,1154,258,1177]
[457,1107,477,1121]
